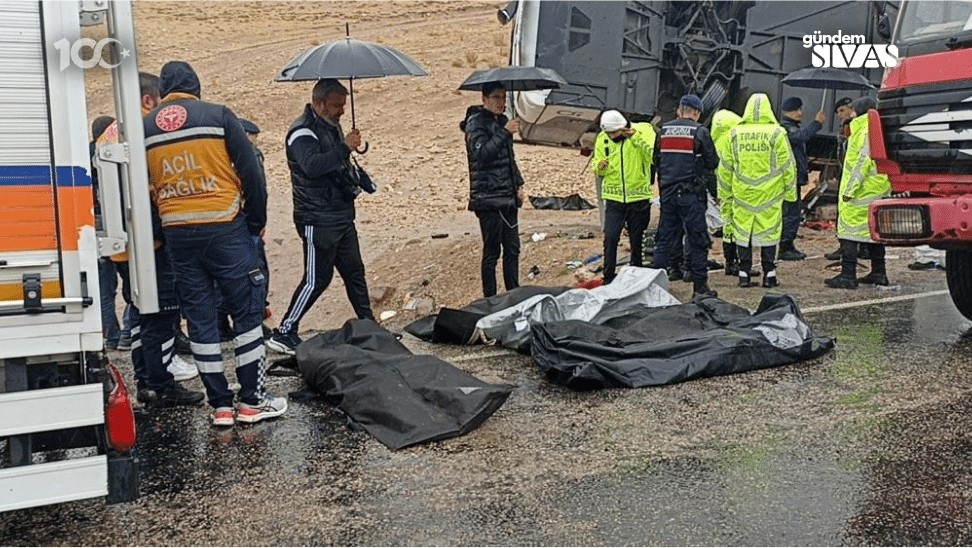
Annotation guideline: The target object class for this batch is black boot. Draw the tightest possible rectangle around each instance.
[762,271,779,288]
[692,278,718,299]
[825,246,842,261]
[738,271,756,288]
[859,244,889,285]
[825,239,859,289]
[778,242,806,261]
[723,242,739,276]
[667,267,684,282]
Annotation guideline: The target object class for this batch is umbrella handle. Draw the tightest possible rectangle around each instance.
[355,142,369,154]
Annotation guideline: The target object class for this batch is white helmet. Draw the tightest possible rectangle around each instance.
[600,110,627,132]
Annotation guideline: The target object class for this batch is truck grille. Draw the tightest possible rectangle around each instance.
[878,80,972,174]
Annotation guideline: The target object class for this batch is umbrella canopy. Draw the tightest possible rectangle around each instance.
[458,66,567,92]
[275,29,428,152]
[781,67,875,90]
[274,37,428,82]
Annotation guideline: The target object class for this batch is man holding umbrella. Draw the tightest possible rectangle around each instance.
[461,82,526,298]
[778,96,826,261]
[267,78,375,355]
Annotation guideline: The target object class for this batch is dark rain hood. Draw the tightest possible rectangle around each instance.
[159,60,201,98]
[459,104,484,133]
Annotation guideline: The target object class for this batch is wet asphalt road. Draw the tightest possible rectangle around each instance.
[4,274,972,546]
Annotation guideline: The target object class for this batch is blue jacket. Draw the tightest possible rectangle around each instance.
[780,115,822,185]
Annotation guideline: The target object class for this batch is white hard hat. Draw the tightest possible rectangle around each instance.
[600,110,627,133]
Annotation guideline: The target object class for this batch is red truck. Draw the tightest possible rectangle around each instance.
[868,0,972,318]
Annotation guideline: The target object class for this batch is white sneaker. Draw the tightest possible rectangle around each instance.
[167,354,199,381]
[236,395,288,423]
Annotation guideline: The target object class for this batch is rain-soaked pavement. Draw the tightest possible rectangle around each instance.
[4,275,972,545]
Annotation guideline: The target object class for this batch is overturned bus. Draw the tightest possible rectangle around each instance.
[499,0,895,163]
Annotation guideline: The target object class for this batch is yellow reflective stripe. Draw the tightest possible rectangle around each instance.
[159,194,242,225]
[732,218,751,239]
[843,153,870,198]
[849,190,890,207]
[145,126,225,147]
[734,190,785,215]
[769,131,779,172]
[752,221,782,242]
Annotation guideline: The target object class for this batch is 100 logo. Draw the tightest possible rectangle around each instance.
[53,37,129,70]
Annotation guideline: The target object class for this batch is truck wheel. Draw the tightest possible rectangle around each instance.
[946,250,972,320]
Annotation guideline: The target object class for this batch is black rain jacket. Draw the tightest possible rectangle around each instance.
[461,105,524,211]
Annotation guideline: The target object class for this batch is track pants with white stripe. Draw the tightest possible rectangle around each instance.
[278,222,374,335]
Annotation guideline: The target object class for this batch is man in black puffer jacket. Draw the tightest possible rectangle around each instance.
[267,78,374,356]
[461,82,526,297]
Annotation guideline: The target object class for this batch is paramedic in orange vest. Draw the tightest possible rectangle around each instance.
[144,61,285,427]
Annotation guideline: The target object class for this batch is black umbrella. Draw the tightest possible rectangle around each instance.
[275,24,428,152]
[781,67,876,90]
[458,66,567,92]
[782,67,875,111]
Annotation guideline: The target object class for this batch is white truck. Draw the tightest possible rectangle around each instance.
[0,0,156,511]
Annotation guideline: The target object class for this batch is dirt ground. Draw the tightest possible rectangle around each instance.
[83,1,934,336]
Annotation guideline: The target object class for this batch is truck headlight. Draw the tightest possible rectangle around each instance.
[873,205,931,239]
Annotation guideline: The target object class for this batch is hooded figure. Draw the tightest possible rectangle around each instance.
[144,60,285,427]
[723,93,797,288]
[710,109,742,275]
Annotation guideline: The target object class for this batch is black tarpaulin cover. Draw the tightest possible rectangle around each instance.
[403,285,569,343]
[528,194,596,210]
[531,294,834,390]
[297,319,513,450]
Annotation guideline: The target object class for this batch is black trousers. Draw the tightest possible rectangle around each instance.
[653,192,710,282]
[738,244,777,278]
[838,239,887,278]
[781,198,801,248]
[603,199,651,283]
[476,207,520,297]
[279,222,374,335]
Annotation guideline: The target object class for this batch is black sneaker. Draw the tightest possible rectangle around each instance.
[266,329,302,355]
[157,384,205,407]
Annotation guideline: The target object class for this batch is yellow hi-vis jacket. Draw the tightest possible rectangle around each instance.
[711,109,742,243]
[592,122,656,203]
[725,93,796,247]
[838,114,890,243]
